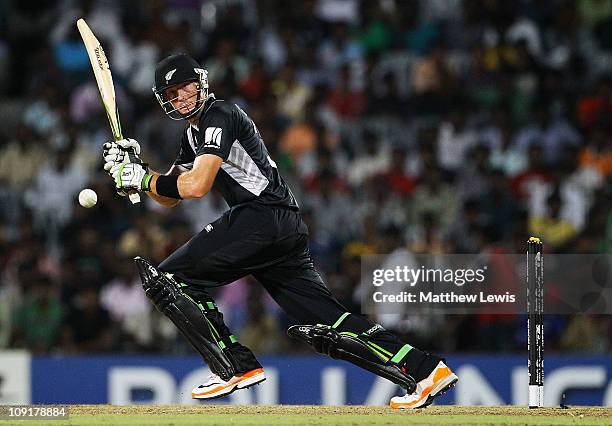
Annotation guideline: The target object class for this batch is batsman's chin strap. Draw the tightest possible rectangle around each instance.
[134,256,235,380]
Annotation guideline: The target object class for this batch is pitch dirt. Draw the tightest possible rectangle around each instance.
[69,404,610,417]
[3,405,611,425]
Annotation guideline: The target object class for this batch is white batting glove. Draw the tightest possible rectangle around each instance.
[103,138,143,172]
[117,138,141,154]
[111,163,152,192]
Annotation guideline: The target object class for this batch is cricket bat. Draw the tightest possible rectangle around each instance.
[77,18,140,204]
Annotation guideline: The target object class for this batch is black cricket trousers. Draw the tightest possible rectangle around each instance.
[159,202,428,377]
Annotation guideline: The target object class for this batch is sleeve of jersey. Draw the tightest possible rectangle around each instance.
[195,110,233,161]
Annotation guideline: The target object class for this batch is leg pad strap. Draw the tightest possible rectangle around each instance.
[288,324,416,392]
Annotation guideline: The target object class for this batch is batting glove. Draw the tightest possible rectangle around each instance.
[103,138,145,172]
[111,163,152,192]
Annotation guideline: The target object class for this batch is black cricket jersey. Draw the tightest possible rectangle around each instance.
[173,96,298,209]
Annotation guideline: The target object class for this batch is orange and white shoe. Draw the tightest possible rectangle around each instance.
[191,368,266,400]
[390,361,458,409]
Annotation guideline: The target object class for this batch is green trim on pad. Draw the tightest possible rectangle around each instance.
[390,344,413,363]
[366,342,390,361]
[367,341,394,357]
[332,312,350,329]
[207,302,215,310]
[229,335,237,343]
[204,317,221,340]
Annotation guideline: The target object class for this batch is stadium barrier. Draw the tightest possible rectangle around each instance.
[1,351,611,406]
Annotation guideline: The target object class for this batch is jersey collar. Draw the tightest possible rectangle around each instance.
[189,93,217,132]
[202,93,217,115]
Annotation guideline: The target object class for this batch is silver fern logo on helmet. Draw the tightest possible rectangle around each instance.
[164,69,177,84]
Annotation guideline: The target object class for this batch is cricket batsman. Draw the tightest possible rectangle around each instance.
[103,54,458,408]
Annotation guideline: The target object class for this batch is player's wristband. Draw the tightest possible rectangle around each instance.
[141,174,153,191]
[155,174,182,199]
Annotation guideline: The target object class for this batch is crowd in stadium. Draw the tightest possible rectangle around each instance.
[1,0,612,356]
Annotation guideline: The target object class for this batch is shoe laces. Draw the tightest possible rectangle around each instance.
[207,373,221,381]
[197,373,222,389]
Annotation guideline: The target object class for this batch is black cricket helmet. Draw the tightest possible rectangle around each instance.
[153,54,209,120]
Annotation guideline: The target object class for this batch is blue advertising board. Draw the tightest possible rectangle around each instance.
[30,355,612,406]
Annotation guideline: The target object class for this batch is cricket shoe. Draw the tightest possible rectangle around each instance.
[191,368,266,400]
[390,361,458,409]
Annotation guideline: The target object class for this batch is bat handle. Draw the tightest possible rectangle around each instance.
[129,192,141,204]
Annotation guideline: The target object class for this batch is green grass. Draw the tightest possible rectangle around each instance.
[2,405,609,426]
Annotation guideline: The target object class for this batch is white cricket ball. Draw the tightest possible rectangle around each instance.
[78,188,98,208]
